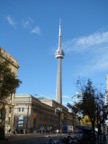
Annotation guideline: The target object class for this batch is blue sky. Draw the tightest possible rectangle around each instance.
[0,0,108,106]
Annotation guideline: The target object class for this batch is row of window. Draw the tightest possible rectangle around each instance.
[18,108,24,112]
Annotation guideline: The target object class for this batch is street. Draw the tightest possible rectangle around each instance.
[0,133,68,144]
[0,132,108,144]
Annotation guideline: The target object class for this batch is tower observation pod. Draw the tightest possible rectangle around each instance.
[55,20,64,105]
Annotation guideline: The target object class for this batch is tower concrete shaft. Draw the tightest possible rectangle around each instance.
[55,20,64,105]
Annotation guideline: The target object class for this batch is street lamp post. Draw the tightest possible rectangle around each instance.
[55,107,62,133]
[26,105,29,133]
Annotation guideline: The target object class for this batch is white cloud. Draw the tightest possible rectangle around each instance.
[22,17,33,28]
[63,95,72,99]
[22,18,40,35]
[22,20,30,28]
[63,31,108,53]
[6,15,15,26]
[31,26,40,34]
[63,31,108,75]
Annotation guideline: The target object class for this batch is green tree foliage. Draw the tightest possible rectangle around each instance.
[80,115,91,126]
[67,102,80,129]
[68,78,106,143]
[78,80,96,129]
[0,61,21,140]
[0,61,21,100]
[77,79,106,141]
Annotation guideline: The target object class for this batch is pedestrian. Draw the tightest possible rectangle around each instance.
[13,129,16,135]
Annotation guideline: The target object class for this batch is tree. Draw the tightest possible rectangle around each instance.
[76,79,106,143]
[68,78,106,143]
[80,115,91,126]
[67,102,80,130]
[0,61,21,140]
[95,99,108,142]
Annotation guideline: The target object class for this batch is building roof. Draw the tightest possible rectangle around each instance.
[38,97,50,100]
[15,94,32,98]
[15,94,68,112]
[0,48,19,68]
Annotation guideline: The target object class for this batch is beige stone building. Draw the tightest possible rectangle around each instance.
[14,94,73,133]
[0,48,19,133]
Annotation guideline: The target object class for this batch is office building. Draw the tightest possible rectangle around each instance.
[14,94,72,132]
[0,48,19,133]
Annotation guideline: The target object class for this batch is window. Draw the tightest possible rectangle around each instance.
[8,117,11,125]
[19,115,24,120]
[22,108,24,112]
[18,108,21,112]
[9,107,11,113]
[18,107,24,112]
[18,115,24,127]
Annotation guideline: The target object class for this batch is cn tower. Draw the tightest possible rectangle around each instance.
[55,20,64,105]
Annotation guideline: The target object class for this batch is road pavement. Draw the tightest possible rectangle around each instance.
[0,133,108,144]
[0,133,67,144]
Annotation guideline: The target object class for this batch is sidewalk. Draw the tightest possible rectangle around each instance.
[96,135,108,144]
[105,135,108,144]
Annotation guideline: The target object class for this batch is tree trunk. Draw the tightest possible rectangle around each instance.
[0,105,6,140]
[0,126,5,140]
[91,120,96,144]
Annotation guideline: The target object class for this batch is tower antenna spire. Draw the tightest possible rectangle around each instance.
[58,19,62,50]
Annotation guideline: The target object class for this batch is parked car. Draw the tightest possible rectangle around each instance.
[74,129,83,133]
[52,129,60,133]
